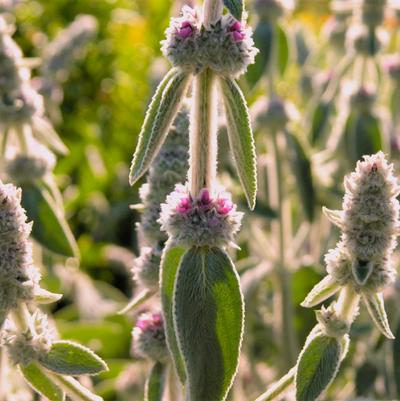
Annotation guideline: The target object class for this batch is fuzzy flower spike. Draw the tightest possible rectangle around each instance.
[302,152,400,339]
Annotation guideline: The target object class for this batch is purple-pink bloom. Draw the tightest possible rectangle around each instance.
[229,21,245,42]
[176,196,192,213]
[216,198,234,215]
[136,313,163,332]
[178,21,194,39]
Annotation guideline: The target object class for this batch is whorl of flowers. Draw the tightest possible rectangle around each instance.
[5,311,54,366]
[159,184,243,248]
[161,6,258,78]
[0,18,43,124]
[324,152,399,292]
[132,312,168,363]
[40,14,98,81]
[345,24,388,56]
[0,181,40,315]
[5,141,56,184]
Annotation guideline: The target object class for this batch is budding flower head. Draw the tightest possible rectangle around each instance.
[315,304,350,338]
[345,24,388,56]
[132,246,161,291]
[5,311,54,366]
[159,184,243,248]
[132,312,168,362]
[0,181,40,315]
[325,152,399,292]
[162,6,258,78]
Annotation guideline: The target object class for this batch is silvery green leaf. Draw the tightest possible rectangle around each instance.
[34,287,63,304]
[322,207,344,229]
[173,246,244,401]
[32,116,68,155]
[39,341,108,376]
[301,276,341,308]
[219,76,257,209]
[285,130,315,222]
[21,184,79,258]
[309,101,331,145]
[129,68,191,185]
[254,367,296,401]
[145,361,167,401]
[362,292,394,339]
[160,242,187,383]
[20,363,65,401]
[118,288,152,315]
[49,374,103,401]
[295,333,341,401]
[223,0,244,19]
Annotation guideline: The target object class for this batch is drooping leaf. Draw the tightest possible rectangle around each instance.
[246,21,273,87]
[34,287,63,304]
[160,243,187,383]
[276,24,289,76]
[173,246,244,401]
[295,333,342,401]
[20,363,65,401]
[223,0,244,19]
[145,362,167,401]
[129,68,191,185]
[118,288,153,315]
[284,130,315,222]
[219,76,257,209]
[362,292,394,339]
[21,183,79,258]
[301,276,341,308]
[322,207,344,228]
[49,374,103,401]
[39,341,108,376]
[32,115,68,155]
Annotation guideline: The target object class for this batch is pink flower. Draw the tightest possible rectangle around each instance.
[176,196,192,213]
[230,21,245,42]
[216,198,234,215]
[136,313,163,332]
[199,188,212,207]
[178,21,194,39]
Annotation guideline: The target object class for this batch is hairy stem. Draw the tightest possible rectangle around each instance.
[189,68,218,195]
[202,0,223,28]
[254,367,296,401]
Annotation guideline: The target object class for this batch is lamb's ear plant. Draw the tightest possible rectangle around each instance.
[129,0,258,399]
[254,152,400,401]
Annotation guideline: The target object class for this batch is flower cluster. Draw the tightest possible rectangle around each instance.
[161,6,258,77]
[325,152,399,292]
[0,181,40,318]
[5,311,54,366]
[159,184,243,248]
[132,312,168,363]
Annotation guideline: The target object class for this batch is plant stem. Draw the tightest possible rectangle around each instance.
[202,0,223,28]
[254,367,296,401]
[188,68,218,196]
[270,131,298,369]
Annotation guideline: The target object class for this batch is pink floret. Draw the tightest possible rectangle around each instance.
[176,196,192,213]
[216,198,234,215]
[178,21,194,38]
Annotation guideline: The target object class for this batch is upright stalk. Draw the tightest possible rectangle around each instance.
[202,0,223,28]
[188,69,218,195]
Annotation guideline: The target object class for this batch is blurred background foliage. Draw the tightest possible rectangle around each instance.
[5,0,400,400]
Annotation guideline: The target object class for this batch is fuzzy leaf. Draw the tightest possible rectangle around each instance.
[362,292,394,339]
[254,367,296,401]
[174,246,244,401]
[118,288,152,315]
[296,333,341,401]
[223,0,244,19]
[285,130,315,222]
[322,207,344,228]
[246,21,273,87]
[301,276,341,308]
[276,24,289,76]
[145,361,167,401]
[160,243,187,383]
[21,184,79,258]
[39,341,108,376]
[34,287,63,304]
[220,76,257,209]
[20,363,65,401]
[129,68,191,185]
[32,116,68,155]
[49,374,103,401]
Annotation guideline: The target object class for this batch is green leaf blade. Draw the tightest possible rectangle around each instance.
[129,68,191,185]
[145,362,167,401]
[296,334,342,401]
[20,363,65,401]
[223,0,244,19]
[39,341,108,376]
[219,77,257,209]
[174,246,244,401]
[21,184,79,258]
[160,243,187,383]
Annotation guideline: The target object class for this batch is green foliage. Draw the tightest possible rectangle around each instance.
[173,246,244,401]
[145,362,167,401]
[223,0,244,20]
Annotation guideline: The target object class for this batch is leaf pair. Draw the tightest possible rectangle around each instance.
[161,244,244,401]
[129,68,192,186]
[20,341,107,401]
